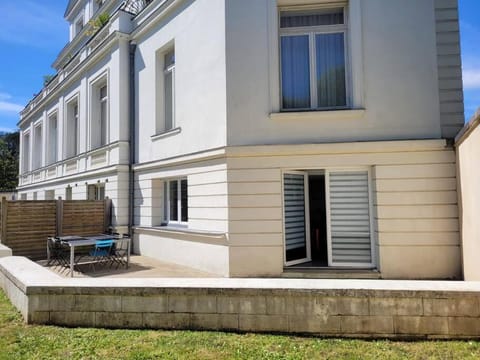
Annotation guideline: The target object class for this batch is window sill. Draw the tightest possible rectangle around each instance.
[269,109,365,121]
[134,226,228,246]
[151,127,181,141]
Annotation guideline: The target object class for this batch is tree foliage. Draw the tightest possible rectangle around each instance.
[0,132,19,191]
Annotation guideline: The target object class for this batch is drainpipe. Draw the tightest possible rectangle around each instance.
[128,43,137,238]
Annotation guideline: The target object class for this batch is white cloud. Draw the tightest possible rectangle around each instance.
[463,69,480,89]
[0,92,24,113]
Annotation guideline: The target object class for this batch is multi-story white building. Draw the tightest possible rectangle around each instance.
[18,0,465,279]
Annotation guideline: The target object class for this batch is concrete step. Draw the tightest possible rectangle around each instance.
[282,268,382,279]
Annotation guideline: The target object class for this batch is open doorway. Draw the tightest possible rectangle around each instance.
[283,169,374,269]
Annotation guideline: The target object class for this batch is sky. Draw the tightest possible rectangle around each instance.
[0,0,479,133]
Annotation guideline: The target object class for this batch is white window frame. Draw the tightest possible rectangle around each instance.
[163,178,188,226]
[65,96,80,158]
[33,121,43,170]
[164,48,175,132]
[87,183,105,201]
[22,131,31,174]
[281,167,375,268]
[279,6,351,111]
[74,12,85,37]
[47,110,58,165]
[89,73,109,150]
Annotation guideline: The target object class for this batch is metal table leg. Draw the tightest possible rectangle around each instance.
[70,246,74,277]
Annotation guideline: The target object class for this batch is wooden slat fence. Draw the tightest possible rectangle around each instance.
[0,198,112,260]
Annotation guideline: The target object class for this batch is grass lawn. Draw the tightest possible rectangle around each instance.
[1,290,480,359]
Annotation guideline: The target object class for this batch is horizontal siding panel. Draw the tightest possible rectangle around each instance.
[188,207,228,221]
[188,219,228,233]
[375,178,457,192]
[376,231,460,246]
[375,191,458,206]
[376,205,459,219]
[230,194,282,208]
[438,78,463,90]
[437,66,462,78]
[439,90,463,102]
[227,151,455,170]
[228,169,280,182]
[377,219,459,233]
[229,207,282,221]
[188,170,228,186]
[228,182,282,195]
[435,0,458,9]
[229,220,283,234]
[188,195,228,208]
[188,182,228,196]
[228,233,283,246]
[440,102,464,113]
[435,8,458,21]
[437,43,461,55]
[436,21,459,32]
[374,164,455,179]
[437,54,461,67]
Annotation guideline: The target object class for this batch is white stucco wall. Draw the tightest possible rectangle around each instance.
[456,116,480,281]
[224,0,442,146]
[134,0,227,164]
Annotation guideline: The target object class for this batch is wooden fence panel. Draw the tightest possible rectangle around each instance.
[3,201,56,259]
[0,199,111,260]
[61,200,107,236]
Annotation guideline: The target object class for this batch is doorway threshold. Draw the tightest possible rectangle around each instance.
[282,267,381,279]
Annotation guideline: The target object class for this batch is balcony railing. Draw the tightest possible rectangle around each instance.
[121,0,154,16]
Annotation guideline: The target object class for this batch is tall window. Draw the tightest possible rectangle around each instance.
[163,178,187,225]
[66,187,72,200]
[66,99,79,158]
[22,133,30,173]
[33,124,42,169]
[91,81,108,149]
[280,8,348,110]
[47,113,58,165]
[164,49,175,131]
[74,15,84,36]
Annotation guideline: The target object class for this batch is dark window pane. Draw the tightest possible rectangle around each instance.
[281,9,343,28]
[181,179,188,222]
[316,33,346,108]
[169,181,178,221]
[281,35,310,109]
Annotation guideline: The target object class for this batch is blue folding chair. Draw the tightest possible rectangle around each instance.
[89,239,114,271]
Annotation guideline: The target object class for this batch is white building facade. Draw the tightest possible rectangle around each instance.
[18,0,465,279]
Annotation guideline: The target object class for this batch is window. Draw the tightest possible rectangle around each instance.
[163,178,187,225]
[280,8,348,110]
[22,133,30,173]
[20,194,27,200]
[45,190,55,200]
[88,184,105,200]
[47,113,58,165]
[33,124,42,169]
[74,15,84,36]
[33,192,37,200]
[164,49,175,131]
[91,81,108,149]
[66,187,72,200]
[66,98,79,158]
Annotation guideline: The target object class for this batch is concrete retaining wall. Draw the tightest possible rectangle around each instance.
[0,244,12,258]
[1,257,480,338]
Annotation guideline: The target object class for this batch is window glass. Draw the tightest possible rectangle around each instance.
[181,179,188,222]
[169,180,178,221]
[281,35,310,109]
[316,33,346,108]
[280,9,344,28]
[164,71,173,130]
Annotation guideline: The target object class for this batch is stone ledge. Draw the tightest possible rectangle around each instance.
[2,256,480,338]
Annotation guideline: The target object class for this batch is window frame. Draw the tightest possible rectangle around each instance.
[279,6,351,112]
[163,178,188,226]
[65,95,80,159]
[89,73,109,150]
[47,110,58,165]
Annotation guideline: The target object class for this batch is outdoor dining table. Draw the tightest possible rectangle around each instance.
[47,234,131,277]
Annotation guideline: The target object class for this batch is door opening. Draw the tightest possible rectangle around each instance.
[308,175,328,266]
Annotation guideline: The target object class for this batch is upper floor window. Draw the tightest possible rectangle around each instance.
[47,112,58,165]
[74,14,84,36]
[22,132,30,173]
[91,79,108,149]
[65,98,80,158]
[164,49,175,131]
[33,123,43,170]
[280,8,348,111]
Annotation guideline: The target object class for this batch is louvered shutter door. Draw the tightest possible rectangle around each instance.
[284,173,307,256]
[329,171,372,266]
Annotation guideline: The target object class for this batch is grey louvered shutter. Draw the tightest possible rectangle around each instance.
[283,173,308,263]
[329,171,372,266]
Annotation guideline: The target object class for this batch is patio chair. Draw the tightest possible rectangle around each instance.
[46,237,69,268]
[88,239,114,272]
[111,234,130,269]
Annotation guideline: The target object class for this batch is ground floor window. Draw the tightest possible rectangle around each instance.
[87,184,105,200]
[66,187,72,200]
[283,169,374,268]
[163,178,188,225]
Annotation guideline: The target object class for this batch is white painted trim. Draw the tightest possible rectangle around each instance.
[269,109,365,121]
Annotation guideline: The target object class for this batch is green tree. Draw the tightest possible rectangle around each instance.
[0,132,19,191]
